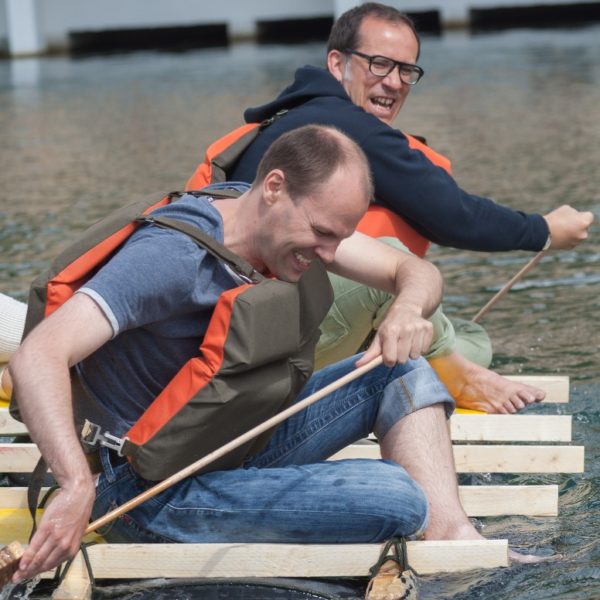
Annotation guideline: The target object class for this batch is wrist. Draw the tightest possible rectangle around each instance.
[392,301,424,317]
[542,231,552,251]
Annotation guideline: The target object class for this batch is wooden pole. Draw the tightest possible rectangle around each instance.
[472,250,546,324]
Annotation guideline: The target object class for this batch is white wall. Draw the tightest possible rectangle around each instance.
[3,0,600,56]
[37,0,332,47]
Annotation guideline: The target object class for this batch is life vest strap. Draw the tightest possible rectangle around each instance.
[81,419,127,456]
[138,215,264,284]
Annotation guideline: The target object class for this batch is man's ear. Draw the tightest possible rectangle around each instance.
[327,50,345,83]
[262,169,286,206]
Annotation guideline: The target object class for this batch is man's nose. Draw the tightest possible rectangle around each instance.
[382,66,403,89]
[315,242,339,264]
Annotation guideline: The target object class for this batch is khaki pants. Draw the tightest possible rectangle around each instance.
[315,237,492,371]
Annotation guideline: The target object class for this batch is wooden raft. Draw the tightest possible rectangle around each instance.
[0,374,583,600]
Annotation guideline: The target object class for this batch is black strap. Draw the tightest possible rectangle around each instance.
[27,456,49,541]
[368,537,418,578]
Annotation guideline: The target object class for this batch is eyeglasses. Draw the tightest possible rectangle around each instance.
[345,49,424,85]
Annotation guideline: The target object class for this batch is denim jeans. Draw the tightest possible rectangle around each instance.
[92,354,453,544]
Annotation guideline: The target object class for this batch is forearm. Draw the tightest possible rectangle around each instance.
[372,129,549,251]
[9,286,115,581]
[10,344,91,490]
[9,294,112,488]
[387,254,443,320]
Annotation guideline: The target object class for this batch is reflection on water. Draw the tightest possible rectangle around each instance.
[0,24,599,600]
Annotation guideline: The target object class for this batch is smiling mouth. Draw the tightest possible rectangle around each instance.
[371,96,395,109]
[294,251,311,267]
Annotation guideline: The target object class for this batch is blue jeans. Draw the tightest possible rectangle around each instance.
[92,355,453,544]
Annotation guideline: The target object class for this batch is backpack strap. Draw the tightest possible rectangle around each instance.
[186,109,289,189]
[137,214,264,284]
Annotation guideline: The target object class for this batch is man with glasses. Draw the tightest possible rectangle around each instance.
[192,2,592,414]
[345,49,424,84]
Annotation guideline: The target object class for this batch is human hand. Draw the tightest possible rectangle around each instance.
[543,205,594,250]
[356,303,433,367]
[12,480,95,582]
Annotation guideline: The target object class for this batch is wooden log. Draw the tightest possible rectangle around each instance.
[330,444,584,473]
[450,414,571,442]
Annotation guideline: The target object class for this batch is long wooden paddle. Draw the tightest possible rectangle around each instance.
[0,356,384,587]
[471,250,546,324]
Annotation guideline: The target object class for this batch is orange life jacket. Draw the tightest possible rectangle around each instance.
[11,187,333,481]
[186,124,452,258]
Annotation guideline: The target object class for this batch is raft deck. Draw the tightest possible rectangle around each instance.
[0,374,582,600]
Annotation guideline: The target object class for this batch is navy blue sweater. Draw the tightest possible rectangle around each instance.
[229,66,548,252]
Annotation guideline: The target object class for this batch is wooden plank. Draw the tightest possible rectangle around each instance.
[0,443,584,474]
[504,375,569,403]
[0,487,51,508]
[46,540,507,579]
[0,407,27,435]
[0,484,558,521]
[450,414,571,442]
[0,443,40,472]
[52,554,92,600]
[1,408,572,443]
[458,485,558,517]
[330,444,584,473]
[453,444,584,473]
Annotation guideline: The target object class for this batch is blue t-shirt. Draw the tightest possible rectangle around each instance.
[76,184,250,436]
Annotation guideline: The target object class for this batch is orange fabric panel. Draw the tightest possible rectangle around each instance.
[126,284,252,446]
[44,196,171,318]
[186,123,259,191]
[184,126,452,258]
[356,134,452,257]
[406,134,452,175]
[356,206,430,258]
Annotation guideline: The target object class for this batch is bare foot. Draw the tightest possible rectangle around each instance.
[424,515,485,541]
[429,351,545,413]
[509,548,560,564]
[426,522,557,564]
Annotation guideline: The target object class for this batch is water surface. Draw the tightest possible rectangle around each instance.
[1,25,599,600]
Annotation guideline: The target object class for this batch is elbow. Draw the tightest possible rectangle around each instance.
[8,343,33,391]
[425,262,444,319]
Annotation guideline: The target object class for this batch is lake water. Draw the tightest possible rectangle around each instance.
[1,24,599,600]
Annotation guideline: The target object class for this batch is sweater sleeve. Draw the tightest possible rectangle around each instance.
[362,121,549,252]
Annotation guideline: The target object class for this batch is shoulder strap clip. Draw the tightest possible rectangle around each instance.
[81,420,127,456]
[260,108,288,128]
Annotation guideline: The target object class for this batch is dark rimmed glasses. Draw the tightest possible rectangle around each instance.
[345,49,424,85]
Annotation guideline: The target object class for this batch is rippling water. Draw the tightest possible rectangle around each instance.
[1,24,599,600]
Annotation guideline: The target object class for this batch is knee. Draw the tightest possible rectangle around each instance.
[374,359,454,438]
[368,461,429,539]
